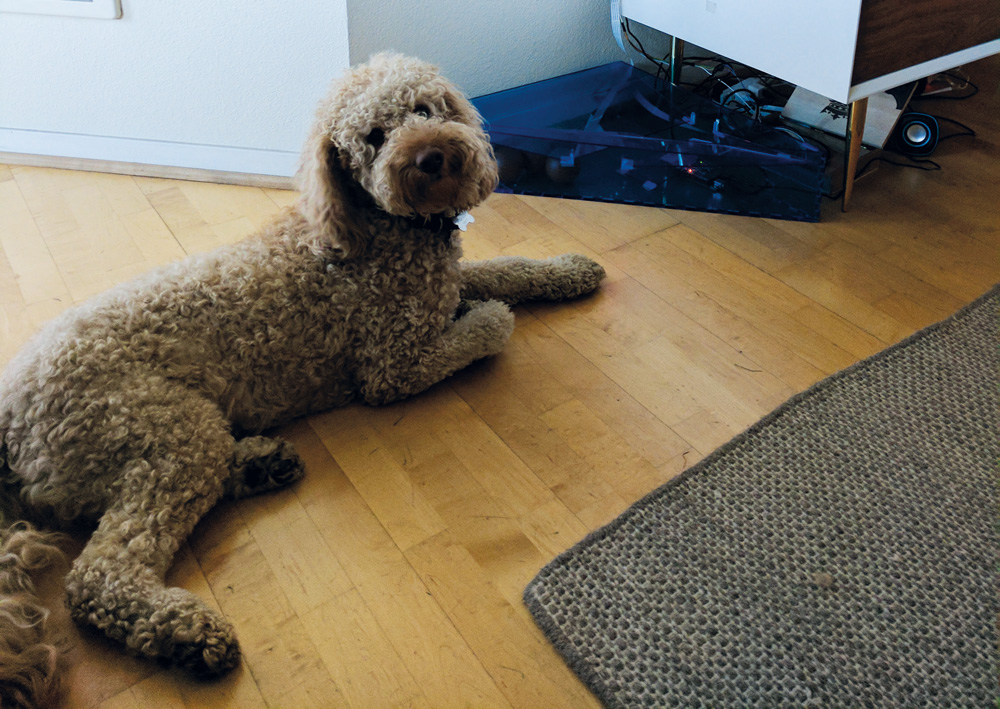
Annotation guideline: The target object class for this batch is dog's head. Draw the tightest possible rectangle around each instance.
[298,53,499,258]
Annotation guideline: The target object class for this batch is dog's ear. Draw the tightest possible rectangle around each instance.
[443,84,485,129]
[297,132,367,259]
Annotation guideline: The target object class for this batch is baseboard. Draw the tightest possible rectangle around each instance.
[0,128,299,189]
[0,151,296,189]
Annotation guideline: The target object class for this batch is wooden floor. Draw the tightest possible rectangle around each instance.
[2,57,998,708]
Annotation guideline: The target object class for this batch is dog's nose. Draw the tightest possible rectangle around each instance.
[415,148,445,175]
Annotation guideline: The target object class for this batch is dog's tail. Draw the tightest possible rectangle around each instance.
[0,441,65,709]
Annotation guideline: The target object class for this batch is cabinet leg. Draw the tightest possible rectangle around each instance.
[842,97,868,211]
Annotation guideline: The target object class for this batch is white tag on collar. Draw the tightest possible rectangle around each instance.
[453,211,474,232]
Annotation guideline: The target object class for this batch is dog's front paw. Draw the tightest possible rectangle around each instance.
[545,254,606,299]
[459,299,515,357]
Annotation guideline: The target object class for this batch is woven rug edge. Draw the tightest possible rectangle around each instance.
[523,282,1000,702]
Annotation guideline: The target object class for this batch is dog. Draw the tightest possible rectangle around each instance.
[0,53,605,705]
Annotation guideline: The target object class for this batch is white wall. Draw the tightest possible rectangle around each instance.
[347,0,626,98]
[0,1,635,176]
[0,1,350,176]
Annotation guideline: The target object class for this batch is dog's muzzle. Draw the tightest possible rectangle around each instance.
[372,121,497,218]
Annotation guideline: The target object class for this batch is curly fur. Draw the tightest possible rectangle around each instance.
[0,53,605,706]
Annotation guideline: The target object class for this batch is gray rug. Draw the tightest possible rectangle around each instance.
[525,286,999,708]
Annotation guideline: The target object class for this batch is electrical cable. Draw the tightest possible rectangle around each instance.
[610,0,628,54]
[821,154,944,200]
[914,73,979,101]
[605,21,980,202]
[619,18,672,86]
[933,116,976,142]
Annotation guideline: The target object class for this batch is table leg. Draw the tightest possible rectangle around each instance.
[842,97,868,211]
[669,37,685,85]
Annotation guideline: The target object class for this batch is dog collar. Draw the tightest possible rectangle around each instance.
[406,211,474,235]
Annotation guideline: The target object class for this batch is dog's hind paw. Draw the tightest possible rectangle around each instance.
[169,612,242,677]
[227,437,305,499]
[543,253,606,300]
[76,584,243,677]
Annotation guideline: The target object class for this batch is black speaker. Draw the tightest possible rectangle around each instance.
[892,113,939,157]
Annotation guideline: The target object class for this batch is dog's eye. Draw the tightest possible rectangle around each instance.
[414,104,431,118]
[365,127,385,148]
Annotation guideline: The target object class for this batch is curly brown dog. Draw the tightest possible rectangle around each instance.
[0,53,605,706]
